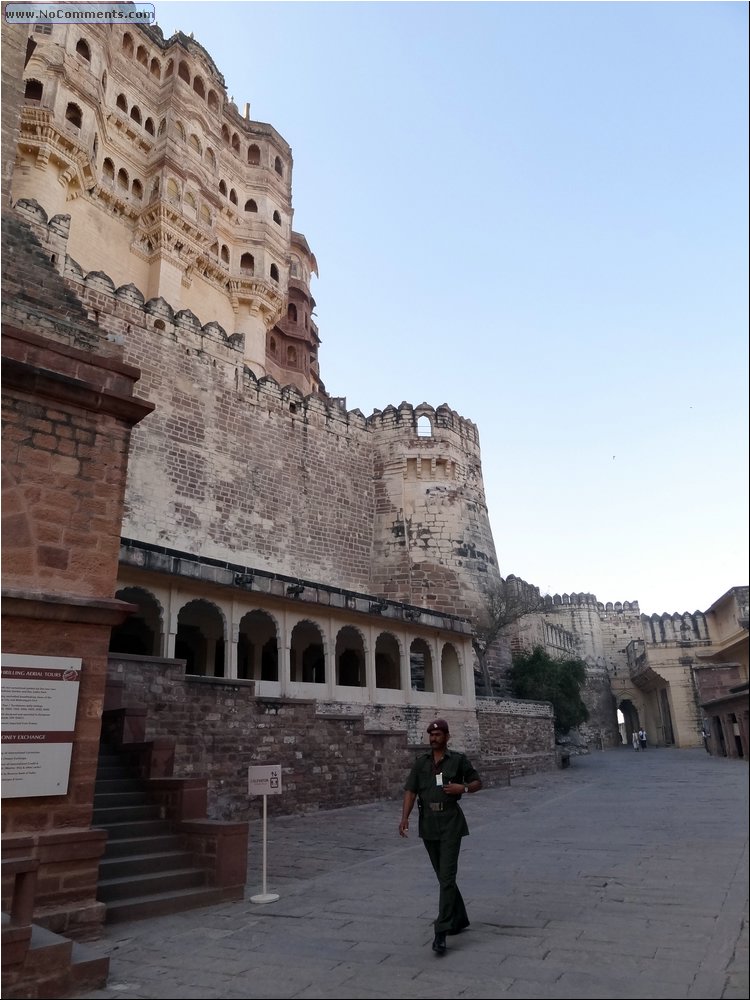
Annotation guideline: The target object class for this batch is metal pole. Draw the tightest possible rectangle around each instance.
[250,794,279,904]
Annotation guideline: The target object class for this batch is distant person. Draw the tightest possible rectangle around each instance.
[639,728,647,750]
[399,718,481,956]
[702,728,710,753]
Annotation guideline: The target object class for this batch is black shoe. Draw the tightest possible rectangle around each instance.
[432,931,447,955]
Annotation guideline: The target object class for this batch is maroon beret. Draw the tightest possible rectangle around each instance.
[427,718,449,734]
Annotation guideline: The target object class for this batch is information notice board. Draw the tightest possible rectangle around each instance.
[1,654,82,798]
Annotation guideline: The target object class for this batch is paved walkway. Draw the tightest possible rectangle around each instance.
[75,747,748,1000]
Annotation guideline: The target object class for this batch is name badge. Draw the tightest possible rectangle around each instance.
[435,773,443,787]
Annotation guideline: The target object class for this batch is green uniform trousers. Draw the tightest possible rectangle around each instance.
[423,832,470,934]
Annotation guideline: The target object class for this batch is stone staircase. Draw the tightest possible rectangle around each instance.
[94,744,238,922]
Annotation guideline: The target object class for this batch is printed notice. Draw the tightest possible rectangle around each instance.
[1,654,81,798]
[248,764,282,796]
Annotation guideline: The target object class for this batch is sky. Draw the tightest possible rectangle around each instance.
[158,1,748,615]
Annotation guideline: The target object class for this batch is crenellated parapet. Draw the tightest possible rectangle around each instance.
[640,610,709,644]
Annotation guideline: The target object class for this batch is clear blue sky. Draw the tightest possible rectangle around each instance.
[159,1,748,615]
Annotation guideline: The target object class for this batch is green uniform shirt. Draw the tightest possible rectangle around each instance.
[404,748,480,841]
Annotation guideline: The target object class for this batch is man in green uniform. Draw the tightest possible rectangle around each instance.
[399,718,482,955]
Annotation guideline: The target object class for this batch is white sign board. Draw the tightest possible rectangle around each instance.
[248,764,282,796]
[1,654,81,798]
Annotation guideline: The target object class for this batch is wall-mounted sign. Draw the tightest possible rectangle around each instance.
[248,764,282,796]
[1,654,82,798]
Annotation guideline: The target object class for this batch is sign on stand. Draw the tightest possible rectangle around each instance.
[248,764,282,903]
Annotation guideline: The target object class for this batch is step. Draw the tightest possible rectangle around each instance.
[98,867,207,902]
[93,790,151,809]
[104,886,232,924]
[103,833,186,858]
[98,818,172,840]
[94,777,144,794]
[99,850,196,880]
[0,926,108,1000]
[95,764,140,780]
[92,803,161,824]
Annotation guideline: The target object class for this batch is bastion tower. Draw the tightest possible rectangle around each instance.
[367,402,503,620]
[13,21,322,394]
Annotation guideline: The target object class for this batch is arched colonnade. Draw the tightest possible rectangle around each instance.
[111,583,474,708]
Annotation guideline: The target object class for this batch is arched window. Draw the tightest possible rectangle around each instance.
[136,45,148,67]
[221,124,230,144]
[178,61,190,83]
[199,205,210,225]
[157,118,166,136]
[101,71,107,92]
[240,253,254,274]
[270,263,279,282]
[218,180,227,196]
[269,336,277,354]
[175,121,186,142]
[150,57,161,79]
[416,415,432,438]
[287,303,297,323]
[220,245,230,265]
[117,167,129,191]
[116,93,127,112]
[130,105,142,125]
[188,134,201,154]
[184,192,197,216]
[206,148,216,169]
[207,90,219,111]
[231,133,240,154]
[24,79,43,103]
[287,346,297,365]
[272,210,281,225]
[165,59,174,77]
[193,76,205,99]
[132,179,143,200]
[65,102,82,129]
[122,32,134,57]
[144,117,154,136]
[247,144,260,165]
[92,133,98,160]
[102,158,114,182]
[274,156,283,176]
[166,178,179,201]
[229,189,238,205]
[75,39,90,61]
[244,199,258,213]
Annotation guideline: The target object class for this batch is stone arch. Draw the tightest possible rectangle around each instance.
[193,75,205,99]
[237,609,278,681]
[290,619,326,684]
[178,60,190,84]
[110,587,163,656]
[24,79,43,103]
[65,102,82,129]
[441,642,462,695]
[416,415,432,438]
[410,638,434,692]
[240,253,254,274]
[136,44,148,68]
[129,105,142,125]
[150,57,161,79]
[247,144,260,165]
[176,599,226,677]
[375,632,401,690]
[122,32,134,58]
[335,625,365,687]
[75,39,91,62]
[207,90,219,111]
[244,198,258,213]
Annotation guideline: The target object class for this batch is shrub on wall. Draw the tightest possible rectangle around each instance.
[509,646,589,736]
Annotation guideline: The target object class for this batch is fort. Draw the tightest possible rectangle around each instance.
[1,13,747,997]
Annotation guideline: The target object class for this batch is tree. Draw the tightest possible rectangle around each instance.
[508,645,589,736]
[472,577,545,696]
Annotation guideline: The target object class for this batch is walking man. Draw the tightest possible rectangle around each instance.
[399,719,482,955]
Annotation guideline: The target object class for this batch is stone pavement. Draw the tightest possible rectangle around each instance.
[74,747,748,1000]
